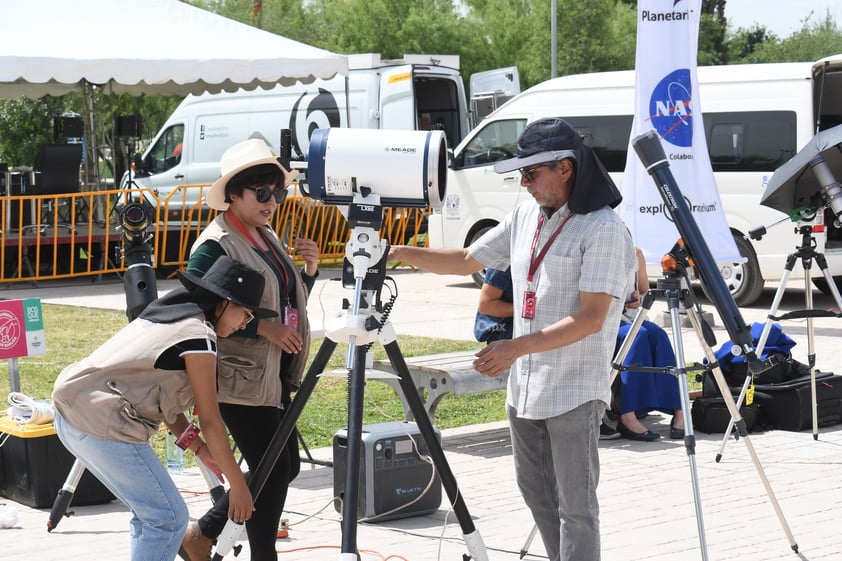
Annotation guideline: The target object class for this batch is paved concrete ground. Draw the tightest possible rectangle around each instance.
[2,269,842,560]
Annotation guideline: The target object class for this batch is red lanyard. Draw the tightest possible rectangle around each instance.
[224,211,289,289]
[527,212,573,283]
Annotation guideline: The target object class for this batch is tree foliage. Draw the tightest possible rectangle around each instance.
[730,15,842,64]
[0,96,69,167]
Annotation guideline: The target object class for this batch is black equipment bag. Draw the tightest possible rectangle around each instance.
[691,397,759,434]
[754,371,842,431]
[701,352,810,398]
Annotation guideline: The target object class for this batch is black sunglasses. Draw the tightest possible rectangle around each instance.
[244,184,286,204]
[519,164,550,183]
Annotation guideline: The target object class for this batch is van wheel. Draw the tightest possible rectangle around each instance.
[468,225,494,288]
[812,276,842,296]
[699,233,764,307]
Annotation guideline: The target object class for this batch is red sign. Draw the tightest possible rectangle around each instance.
[0,300,29,359]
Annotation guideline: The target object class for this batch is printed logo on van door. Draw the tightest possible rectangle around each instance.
[289,88,342,156]
[649,68,693,148]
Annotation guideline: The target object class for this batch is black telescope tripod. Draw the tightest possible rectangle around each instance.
[211,192,488,561]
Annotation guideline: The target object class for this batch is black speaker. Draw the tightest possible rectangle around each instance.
[5,171,35,230]
[53,116,84,140]
[116,115,142,138]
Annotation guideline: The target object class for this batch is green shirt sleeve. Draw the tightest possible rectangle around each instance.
[299,267,318,296]
[185,240,226,277]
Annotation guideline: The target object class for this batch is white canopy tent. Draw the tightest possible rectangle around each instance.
[0,0,348,98]
[0,0,348,186]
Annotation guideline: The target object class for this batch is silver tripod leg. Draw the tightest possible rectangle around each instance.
[612,286,710,560]
[47,459,85,532]
[684,306,799,552]
[715,267,792,460]
[518,525,538,559]
[664,286,709,561]
[608,285,710,559]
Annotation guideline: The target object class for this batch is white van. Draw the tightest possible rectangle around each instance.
[429,54,842,306]
[124,54,472,208]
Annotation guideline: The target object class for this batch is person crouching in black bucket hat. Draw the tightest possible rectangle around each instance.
[390,117,637,561]
[52,256,274,561]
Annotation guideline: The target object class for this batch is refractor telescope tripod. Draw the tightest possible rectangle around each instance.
[609,243,798,561]
[211,190,489,561]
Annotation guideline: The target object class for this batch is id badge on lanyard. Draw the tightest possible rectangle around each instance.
[524,213,572,320]
[284,306,298,330]
[522,290,536,319]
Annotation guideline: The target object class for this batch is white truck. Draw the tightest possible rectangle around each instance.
[429,54,842,306]
[124,53,475,207]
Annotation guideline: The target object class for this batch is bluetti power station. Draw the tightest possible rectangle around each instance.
[333,421,441,520]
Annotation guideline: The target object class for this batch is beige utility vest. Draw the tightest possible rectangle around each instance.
[52,316,214,443]
[192,215,310,408]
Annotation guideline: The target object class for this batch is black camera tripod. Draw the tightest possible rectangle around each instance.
[211,192,489,561]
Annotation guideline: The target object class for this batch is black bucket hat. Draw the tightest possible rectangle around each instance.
[177,256,277,319]
[493,117,623,213]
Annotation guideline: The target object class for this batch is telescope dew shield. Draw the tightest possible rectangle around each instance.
[306,128,447,209]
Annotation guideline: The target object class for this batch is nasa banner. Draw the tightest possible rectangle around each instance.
[618,0,740,265]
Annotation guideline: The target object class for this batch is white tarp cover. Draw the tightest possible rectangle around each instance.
[0,0,348,98]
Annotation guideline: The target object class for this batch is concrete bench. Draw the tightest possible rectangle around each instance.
[372,350,509,421]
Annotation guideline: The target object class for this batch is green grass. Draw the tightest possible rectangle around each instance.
[1,304,500,467]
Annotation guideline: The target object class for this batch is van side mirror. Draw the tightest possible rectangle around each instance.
[132,153,149,178]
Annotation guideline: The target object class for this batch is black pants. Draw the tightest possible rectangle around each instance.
[198,402,300,561]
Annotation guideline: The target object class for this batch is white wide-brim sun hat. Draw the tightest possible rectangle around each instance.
[205,138,298,211]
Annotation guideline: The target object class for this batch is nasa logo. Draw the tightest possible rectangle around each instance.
[649,68,693,148]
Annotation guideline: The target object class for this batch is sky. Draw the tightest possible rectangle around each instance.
[724,0,842,37]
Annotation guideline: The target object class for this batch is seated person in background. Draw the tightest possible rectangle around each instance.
[613,247,684,441]
[473,267,513,343]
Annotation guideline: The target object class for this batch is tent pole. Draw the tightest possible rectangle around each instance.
[81,80,101,190]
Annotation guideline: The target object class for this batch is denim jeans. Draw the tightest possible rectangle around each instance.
[54,413,188,561]
[508,400,604,561]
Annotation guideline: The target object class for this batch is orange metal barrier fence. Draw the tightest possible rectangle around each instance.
[0,185,429,283]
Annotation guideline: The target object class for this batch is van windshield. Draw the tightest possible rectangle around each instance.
[146,124,185,175]
[456,119,525,169]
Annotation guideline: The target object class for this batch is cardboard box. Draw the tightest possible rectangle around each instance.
[0,417,114,508]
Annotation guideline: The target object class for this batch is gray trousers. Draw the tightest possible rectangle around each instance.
[508,400,604,561]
